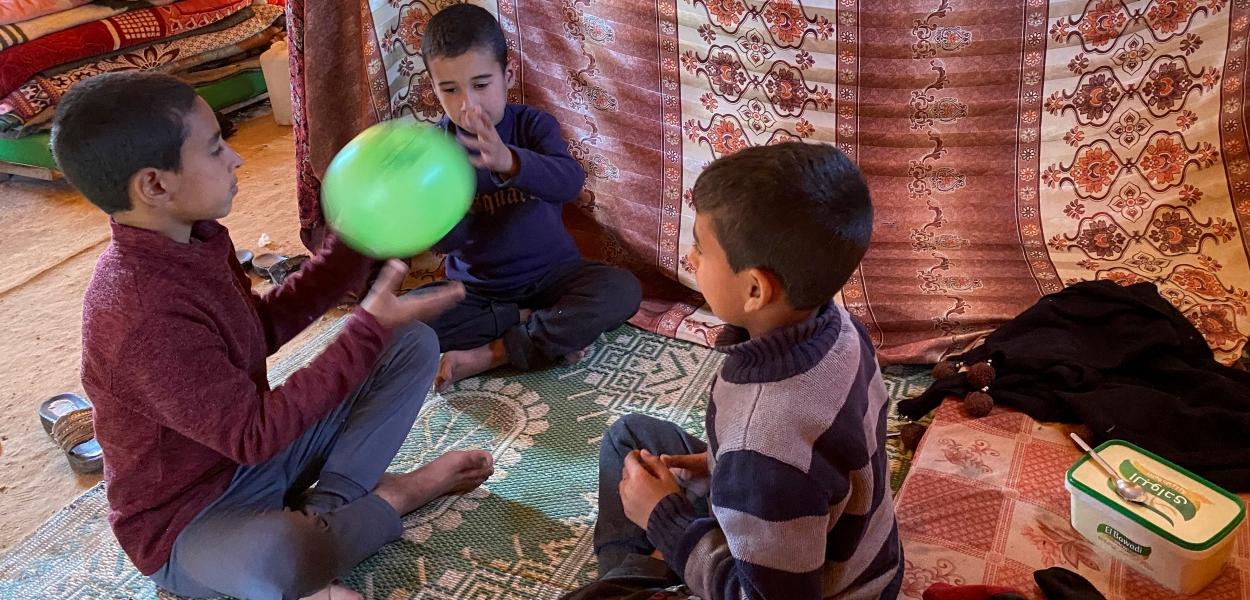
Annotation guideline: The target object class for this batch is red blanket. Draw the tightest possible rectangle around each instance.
[0,0,90,27]
[0,0,249,97]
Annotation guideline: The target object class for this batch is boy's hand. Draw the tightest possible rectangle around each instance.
[660,451,710,484]
[620,449,682,530]
[457,103,518,177]
[361,260,465,330]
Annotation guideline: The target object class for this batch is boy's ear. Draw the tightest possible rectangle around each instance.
[130,167,174,210]
[743,267,784,313]
[504,57,518,89]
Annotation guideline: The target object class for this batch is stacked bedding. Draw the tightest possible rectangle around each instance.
[0,0,285,169]
[0,0,92,26]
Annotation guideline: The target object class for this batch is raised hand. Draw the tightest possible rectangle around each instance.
[456,102,517,177]
[360,260,465,330]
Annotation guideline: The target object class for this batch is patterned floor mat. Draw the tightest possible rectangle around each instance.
[0,323,931,599]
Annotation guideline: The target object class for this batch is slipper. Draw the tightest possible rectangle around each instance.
[38,393,103,475]
[236,248,254,270]
[268,255,309,284]
[251,252,283,279]
[252,253,309,285]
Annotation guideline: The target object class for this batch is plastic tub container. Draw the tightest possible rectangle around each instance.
[1065,440,1245,595]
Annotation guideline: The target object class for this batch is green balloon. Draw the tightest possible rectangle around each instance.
[322,120,475,258]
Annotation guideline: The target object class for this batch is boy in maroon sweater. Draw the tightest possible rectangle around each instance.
[52,71,493,600]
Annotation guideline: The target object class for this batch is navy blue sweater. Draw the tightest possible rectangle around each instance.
[433,104,587,291]
[648,302,904,599]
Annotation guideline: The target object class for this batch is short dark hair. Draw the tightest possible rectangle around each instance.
[421,4,507,69]
[692,142,873,309]
[51,71,199,214]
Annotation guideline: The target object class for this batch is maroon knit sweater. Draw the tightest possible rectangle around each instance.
[80,220,389,575]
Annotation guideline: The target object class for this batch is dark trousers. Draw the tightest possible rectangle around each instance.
[561,414,709,600]
[149,322,440,600]
[424,261,642,370]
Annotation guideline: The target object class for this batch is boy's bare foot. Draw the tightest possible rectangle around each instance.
[435,339,507,391]
[301,583,361,600]
[373,450,494,515]
[563,347,590,365]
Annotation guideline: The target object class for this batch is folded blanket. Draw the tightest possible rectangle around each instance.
[0,0,90,26]
[158,22,279,74]
[160,21,280,73]
[0,1,176,50]
[41,4,253,77]
[0,5,282,136]
[177,45,267,74]
[0,0,249,97]
[176,57,261,86]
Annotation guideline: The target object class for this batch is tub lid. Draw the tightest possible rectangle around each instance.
[1066,440,1246,551]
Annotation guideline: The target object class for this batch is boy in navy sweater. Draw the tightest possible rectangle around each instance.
[565,143,903,599]
[419,4,641,388]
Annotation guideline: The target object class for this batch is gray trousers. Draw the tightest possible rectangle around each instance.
[149,322,440,600]
[561,413,709,600]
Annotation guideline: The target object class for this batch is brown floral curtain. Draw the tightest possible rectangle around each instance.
[289,0,1250,364]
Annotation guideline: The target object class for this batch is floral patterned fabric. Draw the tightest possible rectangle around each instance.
[287,0,376,252]
[0,6,284,136]
[292,0,1250,364]
[0,1,179,51]
[894,400,1250,598]
[0,0,250,98]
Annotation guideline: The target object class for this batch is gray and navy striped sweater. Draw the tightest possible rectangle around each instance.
[648,301,903,599]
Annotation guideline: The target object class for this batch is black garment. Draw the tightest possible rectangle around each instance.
[560,554,688,600]
[421,261,641,370]
[1034,568,1107,600]
[899,281,1250,491]
[919,570,1101,600]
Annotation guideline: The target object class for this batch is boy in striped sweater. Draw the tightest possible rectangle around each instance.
[565,142,903,600]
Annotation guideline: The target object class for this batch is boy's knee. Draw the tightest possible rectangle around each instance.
[389,321,441,371]
[606,413,654,451]
[245,514,333,597]
[595,267,642,322]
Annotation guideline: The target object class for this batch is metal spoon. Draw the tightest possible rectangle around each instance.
[1070,433,1148,505]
